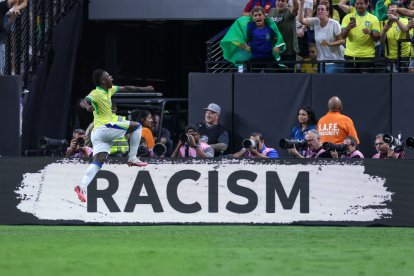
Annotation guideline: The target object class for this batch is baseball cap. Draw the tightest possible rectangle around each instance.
[185,124,199,133]
[203,103,221,115]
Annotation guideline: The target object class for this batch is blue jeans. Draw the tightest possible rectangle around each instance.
[325,63,343,73]
[0,43,5,75]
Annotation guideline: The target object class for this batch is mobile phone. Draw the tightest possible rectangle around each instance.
[350,17,356,24]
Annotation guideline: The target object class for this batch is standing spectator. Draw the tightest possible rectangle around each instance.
[242,0,276,15]
[268,0,300,71]
[288,129,333,158]
[65,129,93,158]
[313,0,341,22]
[197,103,229,156]
[341,0,380,73]
[232,132,279,158]
[317,96,360,144]
[0,0,27,75]
[372,133,406,159]
[172,124,214,158]
[380,4,410,70]
[291,106,318,140]
[300,0,345,73]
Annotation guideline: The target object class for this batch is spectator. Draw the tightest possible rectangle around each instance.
[330,136,365,158]
[288,129,333,158]
[380,4,410,70]
[0,0,27,75]
[152,113,173,157]
[372,133,406,159]
[240,6,285,68]
[172,124,214,158]
[317,96,360,144]
[242,0,276,15]
[65,129,93,158]
[232,132,279,158]
[291,106,318,140]
[139,110,155,150]
[300,43,319,73]
[268,0,300,71]
[197,103,229,156]
[341,0,380,73]
[300,0,345,73]
[313,0,341,22]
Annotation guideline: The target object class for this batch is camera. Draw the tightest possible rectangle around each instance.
[76,137,85,147]
[322,142,347,153]
[383,133,403,149]
[138,144,149,157]
[152,143,167,157]
[406,137,414,149]
[279,139,308,150]
[242,139,257,149]
[39,137,68,149]
[180,133,191,143]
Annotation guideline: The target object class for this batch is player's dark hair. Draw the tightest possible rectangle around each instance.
[92,69,105,86]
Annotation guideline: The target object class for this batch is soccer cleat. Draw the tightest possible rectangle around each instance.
[74,186,86,203]
[127,158,148,167]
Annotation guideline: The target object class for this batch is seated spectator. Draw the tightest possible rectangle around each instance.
[288,129,333,158]
[291,106,318,140]
[65,129,93,158]
[317,96,359,144]
[300,43,319,73]
[242,0,276,15]
[300,0,345,73]
[372,133,406,159]
[380,4,411,70]
[220,7,285,67]
[341,0,380,73]
[172,124,214,158]
[152,112,173,157]
[139,110,155,150]
[330,136,365,158]
[197,103,229,156]
[268,0,299,71]
[232,132,279,158]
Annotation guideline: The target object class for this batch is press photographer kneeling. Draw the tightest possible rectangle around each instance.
[286,129,333,158]
[232,132,278,158]
[65,129,93,158]
[171,124,214,158]
[372,133,406,159]
[326,136,364,158]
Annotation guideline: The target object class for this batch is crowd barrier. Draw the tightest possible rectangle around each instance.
[1,157,413,226]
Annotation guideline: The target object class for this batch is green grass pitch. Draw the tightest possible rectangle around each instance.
[0,225,413,276]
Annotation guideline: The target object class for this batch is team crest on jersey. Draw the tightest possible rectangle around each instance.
[365,21,370,27]
[200,135,209,143]
[396,26,400,32]
[266,33,271,41]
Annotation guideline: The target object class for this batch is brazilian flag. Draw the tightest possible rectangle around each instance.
[375,0,392,21]
[220,16,286,65]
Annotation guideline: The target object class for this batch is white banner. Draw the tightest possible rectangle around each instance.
[16,159,392,224]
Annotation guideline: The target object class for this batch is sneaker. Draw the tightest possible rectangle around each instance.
[127,158,148,167]
[74,185,86,203]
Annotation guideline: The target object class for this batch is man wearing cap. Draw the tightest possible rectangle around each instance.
[65,129,93,158]
[172,124,214,158]
[198,103,229,156]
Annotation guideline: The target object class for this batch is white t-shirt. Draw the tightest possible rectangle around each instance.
[308,18,344,61]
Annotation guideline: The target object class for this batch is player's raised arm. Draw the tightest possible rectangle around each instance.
[118,85,155,92]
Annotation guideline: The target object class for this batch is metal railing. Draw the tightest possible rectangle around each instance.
[4,0,77,85]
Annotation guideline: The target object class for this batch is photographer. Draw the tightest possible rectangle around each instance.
[372,133,406,159]
[65,129,93,158]
[232,132,278,158]
[330,136,364,158]
[288,129,333,158]
[171,124,214,158]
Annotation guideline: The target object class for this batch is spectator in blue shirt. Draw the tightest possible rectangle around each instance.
[290,106,318,140]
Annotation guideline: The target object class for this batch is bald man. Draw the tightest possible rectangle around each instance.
[317,96,359,144]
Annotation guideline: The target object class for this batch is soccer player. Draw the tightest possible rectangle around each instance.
[74,69,154,203]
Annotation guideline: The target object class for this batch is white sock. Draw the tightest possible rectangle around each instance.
[80,162,102,191]
[128,125,142,161]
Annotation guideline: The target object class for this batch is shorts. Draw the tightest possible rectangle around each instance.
[91,121,135,156]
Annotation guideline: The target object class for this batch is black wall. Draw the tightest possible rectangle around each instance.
[0,75,21,156]
[189,73,414,158]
